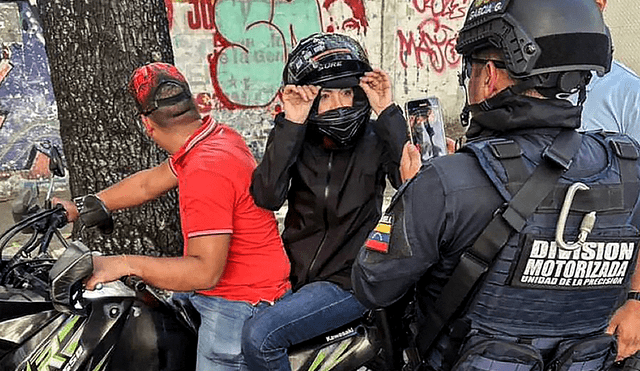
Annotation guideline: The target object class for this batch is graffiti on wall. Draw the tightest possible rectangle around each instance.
[0,1,61,173]
[0,0,373,174]
[322,0,368,34]
[397,0,469,73]
[170,0,369,160]
[172,0,368,111]
[208,0,321,109]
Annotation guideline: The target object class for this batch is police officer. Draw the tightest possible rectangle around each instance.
[352,0,640,369]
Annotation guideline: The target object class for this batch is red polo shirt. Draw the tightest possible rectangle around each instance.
[169,116,290,304]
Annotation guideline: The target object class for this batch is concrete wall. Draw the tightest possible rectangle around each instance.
[0,0,639,189]
[604,1,640,72]
[167,0,640,146]
[168,0,471,149]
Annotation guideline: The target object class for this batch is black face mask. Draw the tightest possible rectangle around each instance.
[306,86,371,148]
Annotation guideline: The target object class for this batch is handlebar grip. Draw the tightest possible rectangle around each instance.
[121,276,146,292]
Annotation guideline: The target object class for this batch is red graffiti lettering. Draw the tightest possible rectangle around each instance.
[398,0,468,73]
[188,0,215,30]
[412,0,467,19]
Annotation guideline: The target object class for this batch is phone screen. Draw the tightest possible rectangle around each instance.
[404,97,447,162]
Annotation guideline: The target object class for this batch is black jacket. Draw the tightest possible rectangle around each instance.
[251,104,407,291]
[352,92,640,310]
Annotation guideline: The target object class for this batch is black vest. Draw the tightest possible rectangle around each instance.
[426,131,640,370]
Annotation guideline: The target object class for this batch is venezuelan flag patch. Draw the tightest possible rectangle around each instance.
[365,214,393,253]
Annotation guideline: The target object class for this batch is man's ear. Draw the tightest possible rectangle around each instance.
[482,62,500,98]
[141,115,155,136]
[485,61,511,98]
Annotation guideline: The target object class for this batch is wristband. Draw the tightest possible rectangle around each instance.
[627,291,640,301]
[73,196,85,212]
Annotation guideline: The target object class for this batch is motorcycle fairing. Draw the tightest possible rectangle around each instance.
[0,296,134,371]
[289,319,377,371]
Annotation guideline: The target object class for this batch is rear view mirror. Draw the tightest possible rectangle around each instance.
[49,146,65,178]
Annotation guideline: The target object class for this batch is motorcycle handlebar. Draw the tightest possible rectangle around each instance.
[121,275,147,292]
[0,206,67,257]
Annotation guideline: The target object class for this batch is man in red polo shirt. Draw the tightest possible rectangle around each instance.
[53,62,290,370]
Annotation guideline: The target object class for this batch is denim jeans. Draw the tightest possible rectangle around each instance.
[241,281,368,371]
[181,293,261,371]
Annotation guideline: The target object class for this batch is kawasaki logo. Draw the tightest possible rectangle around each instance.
[325,327,355,342]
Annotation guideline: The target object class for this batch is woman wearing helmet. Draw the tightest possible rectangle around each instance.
[244,33,408,370]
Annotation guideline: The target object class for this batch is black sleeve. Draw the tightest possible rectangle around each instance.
[371,104,408,189]
[250,113,307,211]
[352,165,446,308]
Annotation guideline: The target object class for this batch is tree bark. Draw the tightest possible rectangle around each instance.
[36,0,182,256]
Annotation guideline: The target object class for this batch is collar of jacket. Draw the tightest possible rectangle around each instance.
[466,88,582,139]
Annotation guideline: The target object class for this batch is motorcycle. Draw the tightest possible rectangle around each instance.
[0,147,417,371]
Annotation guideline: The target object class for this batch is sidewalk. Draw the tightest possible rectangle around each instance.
[0,187,72,258]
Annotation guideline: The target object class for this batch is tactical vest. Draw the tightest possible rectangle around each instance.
[425,131,640,371]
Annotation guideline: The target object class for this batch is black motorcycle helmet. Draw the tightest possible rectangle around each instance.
[456,0,611,99]
[283,33,373,147]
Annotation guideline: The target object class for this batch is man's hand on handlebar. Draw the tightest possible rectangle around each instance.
[51,197,79,222]
[85,255,131,290]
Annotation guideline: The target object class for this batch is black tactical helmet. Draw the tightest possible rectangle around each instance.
[283,33,373,147]
[456,0,611,96]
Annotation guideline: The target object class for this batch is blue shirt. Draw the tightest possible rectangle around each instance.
[581,60,640,139]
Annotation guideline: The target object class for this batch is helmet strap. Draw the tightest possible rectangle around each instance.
[460,104,472,128]
[511,72,591,103]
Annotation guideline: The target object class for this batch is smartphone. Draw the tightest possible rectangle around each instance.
[404,97,447,163]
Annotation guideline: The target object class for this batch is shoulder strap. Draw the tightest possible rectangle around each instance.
[462,138,527,201]
[418,130,583,355]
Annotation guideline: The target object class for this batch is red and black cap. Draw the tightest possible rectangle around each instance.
[127,62,192,116]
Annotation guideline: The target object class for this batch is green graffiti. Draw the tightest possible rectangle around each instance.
[214,0,322,106]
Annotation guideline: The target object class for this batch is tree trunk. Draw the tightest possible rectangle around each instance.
[36,0,182,256]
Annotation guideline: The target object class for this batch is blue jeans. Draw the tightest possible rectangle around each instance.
[241,281,368,371]
[181,293,261,371]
